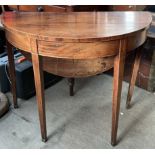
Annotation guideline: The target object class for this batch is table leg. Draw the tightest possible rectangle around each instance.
[68,78,75,96]
[32,54,47,142]
[111,39,126,146]
[6,41,18,108]
[126,46,142,109]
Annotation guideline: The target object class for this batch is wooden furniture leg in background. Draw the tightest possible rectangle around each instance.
[6,41,18,108]
[68,78,75,96]
[126,46,142,109]
[111,39,126,146]
[32,54,47,142]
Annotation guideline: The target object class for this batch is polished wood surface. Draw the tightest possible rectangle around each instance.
[2,11,152,146]
[2,12,151,42]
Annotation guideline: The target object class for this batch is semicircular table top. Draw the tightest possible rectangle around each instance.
[2,11,152,42]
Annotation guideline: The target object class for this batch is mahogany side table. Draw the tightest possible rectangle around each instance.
[2,11,152,146]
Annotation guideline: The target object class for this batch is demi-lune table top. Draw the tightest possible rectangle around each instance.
[2,11,152,42]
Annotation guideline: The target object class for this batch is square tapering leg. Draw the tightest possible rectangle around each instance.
[111,39,126,146]
[126,46,142,109]
[6,41,18,108]
[32,54,47,142]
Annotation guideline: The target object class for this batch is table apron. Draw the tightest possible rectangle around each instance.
[5,28,147,77]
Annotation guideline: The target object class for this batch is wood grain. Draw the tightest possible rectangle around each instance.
[2,12,151,42]
[19,51,115,77]
[111,39,127,146]
[126,46,142,109]
[32,54,47,142]
[6,41,18,108]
